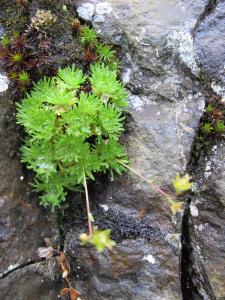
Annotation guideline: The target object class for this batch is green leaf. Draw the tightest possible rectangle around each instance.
[81,227,116,252]
[172,174,192,195]
[57,65,87,91]
[80,25,97,47]
[90,63,128,107]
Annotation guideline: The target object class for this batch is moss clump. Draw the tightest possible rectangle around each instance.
[30,9,57,32]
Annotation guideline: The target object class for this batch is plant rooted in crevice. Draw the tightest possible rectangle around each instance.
[0,33,54,92]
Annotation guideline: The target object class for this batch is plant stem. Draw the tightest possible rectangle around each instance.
[118,160,173,199]
[83,171,93,236]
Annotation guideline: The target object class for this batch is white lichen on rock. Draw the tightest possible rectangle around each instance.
[122,68,131,84]
[95,2,112,15]
[190,203,199,217]
[167,21,200,76]
[77,3,95,21]
[0,263,20,279]
[211,81,225,101]
[77,2,113,23]
[100,204,109,212]
[0,74,9,93]
[128,95,145,111]
[142,254,155,264]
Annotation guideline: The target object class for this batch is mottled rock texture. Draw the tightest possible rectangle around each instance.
[188,141,225,300]
[195,0,225,97]
[0,81,61,298]
[70,1,211,299]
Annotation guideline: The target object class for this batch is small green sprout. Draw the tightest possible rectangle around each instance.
[172,174,192,195]
[214,120,225,134]
[0,36,10,47]
[10,52,23,63]
[201,122,213,134]
[96,43,116,63]
[18,71,30,85]
[12,31,20,39]
[9,71,18,80]
[205,104,214,114]
[108,59,121,72]
[80,227,115,252]
[199,68,206,81]
[80,25,97,47]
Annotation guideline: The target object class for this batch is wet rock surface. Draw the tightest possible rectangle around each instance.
[66,237,181,300]
[187,141,225,299]
[0,82,61,298]
[195,0,225,95]
[1,262,61,300]
[67,1,213,299]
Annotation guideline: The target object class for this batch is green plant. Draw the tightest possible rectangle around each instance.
[10,51,23,63]
[16,64,128,207]
[0,33,54,92]
[96,43,116,63]
[214,120,225,134]
[9,71,18,80]
[80,25,97,47]
[201,122,213,134]
[205,104,214,114]
[0,36,10,47]
[18,70,30,85]
[90,63,127,107]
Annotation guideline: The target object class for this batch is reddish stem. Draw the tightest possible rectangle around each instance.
[83,171,93,236]
[118,160,174,199]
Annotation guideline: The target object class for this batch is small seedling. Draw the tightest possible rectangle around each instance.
[10,52,23,63]
[205,104,214,114]
[0,36,10,47]
[201,122,213,134]
[9,71,18,80]
[214,120,225,134]
[18,70,30,85]
[0,33,54,92]
[80,25,97,47]
[96,43,116,63]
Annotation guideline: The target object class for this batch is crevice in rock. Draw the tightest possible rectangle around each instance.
[0,258,43,280]
[180,101,221,298]
[0,252,60,280]
[193,0,218,37]
[181,201,216,300]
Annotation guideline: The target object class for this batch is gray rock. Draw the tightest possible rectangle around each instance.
[0,74,9,93]
[195,0,225,97]
[0,262,61,300]
[0,83,59,297]
[77,3,95,21]
[190,142,225,299]
[66,237,181,300]
[67,1,213,299]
